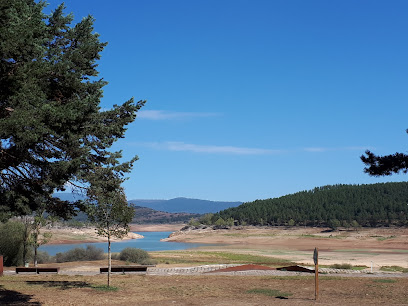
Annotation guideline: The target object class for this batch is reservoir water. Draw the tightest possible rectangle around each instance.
[39,231,203,256]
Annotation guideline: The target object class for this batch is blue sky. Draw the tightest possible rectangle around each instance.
[48,0,407,202]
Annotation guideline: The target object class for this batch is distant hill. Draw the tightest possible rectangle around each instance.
[131,206,200,224]
[61,205,198,224]
[215,182,408,227]
[53,193,85,202]
[53,193,237,223]
[128,197,242,214]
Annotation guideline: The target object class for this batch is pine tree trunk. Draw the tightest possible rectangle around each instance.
[108,236,111,287]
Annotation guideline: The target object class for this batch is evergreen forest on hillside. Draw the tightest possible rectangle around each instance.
[210,182,408,228]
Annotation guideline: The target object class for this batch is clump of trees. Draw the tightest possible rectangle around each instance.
[188,213,235,228]
[211,182,408,228]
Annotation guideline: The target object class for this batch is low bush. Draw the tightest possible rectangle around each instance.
[110,253,120,260]
[330,263,353,270]
[119,248,155,265]
[0,221,26,266]
[36,251,53,264]
[55,245,104,263]
[380,266,408,273]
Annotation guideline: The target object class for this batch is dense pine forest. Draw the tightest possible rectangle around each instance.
[211,182,408,227]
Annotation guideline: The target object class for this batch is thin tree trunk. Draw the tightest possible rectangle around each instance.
[108,236,111,287]
[22,217,30,266]
[34,227,39,267]
[23,233,28,266]
[34,246,38,267]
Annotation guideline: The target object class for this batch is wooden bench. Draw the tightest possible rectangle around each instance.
[16,267,60,274]
[100,265,155,274]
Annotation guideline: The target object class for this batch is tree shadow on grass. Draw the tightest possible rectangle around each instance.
[26,281,92,290]
[0,285,41,305]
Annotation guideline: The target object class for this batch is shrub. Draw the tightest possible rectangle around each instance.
[55,245,104,262]
[214,217,225,226]
[36,251,53,264]
[199,213,214,225]
[188,218,200,227]
[380,266,408,273]
[0,221,26,266]
[85,245,105,260]
[119,248,154,265]
[330,263,353,269]
[110,253,120,260]
[328,219,341,230]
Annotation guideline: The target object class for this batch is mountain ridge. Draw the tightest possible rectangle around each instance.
[53,193,242,214]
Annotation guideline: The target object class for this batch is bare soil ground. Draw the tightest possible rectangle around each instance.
[43,225,408,268]
[43,227,143,245]
[165,226,408,268]
[3,225,408,305]
[43,224,184,245]
[130,223,185,232]
[1,273,408,305]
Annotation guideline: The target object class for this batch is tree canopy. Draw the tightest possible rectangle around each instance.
[0,0,144,219]
[212,183,408,227]
[361,129,408,176]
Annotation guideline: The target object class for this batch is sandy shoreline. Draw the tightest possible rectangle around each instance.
[164,226,408,268]
[44,224,185,245]
[43,224,408,268]
[130,223,186,232]
[44,227,144,245]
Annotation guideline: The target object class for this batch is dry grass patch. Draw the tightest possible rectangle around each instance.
[1,273,408,305]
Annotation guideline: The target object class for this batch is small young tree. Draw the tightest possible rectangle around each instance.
[19,197,55,267]
[31,209,53,267]
[21,216,34,266]
[85,163,136,287]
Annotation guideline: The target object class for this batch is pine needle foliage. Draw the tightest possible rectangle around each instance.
[0,0,145,220]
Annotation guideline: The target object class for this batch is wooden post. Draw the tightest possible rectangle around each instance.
[313,247,319,300]
[0,255,3,276]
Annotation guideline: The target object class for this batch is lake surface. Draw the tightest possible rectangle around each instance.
[39,231,204,256]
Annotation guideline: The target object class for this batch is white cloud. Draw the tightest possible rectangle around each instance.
[137,110,220,120]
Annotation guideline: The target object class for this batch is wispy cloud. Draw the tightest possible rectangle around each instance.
[141,141,284,155]
[131,142,371,156]
[137,110,220,120]
[303,146,372,152]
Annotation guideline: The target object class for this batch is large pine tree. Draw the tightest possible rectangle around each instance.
[0,1,144,219]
